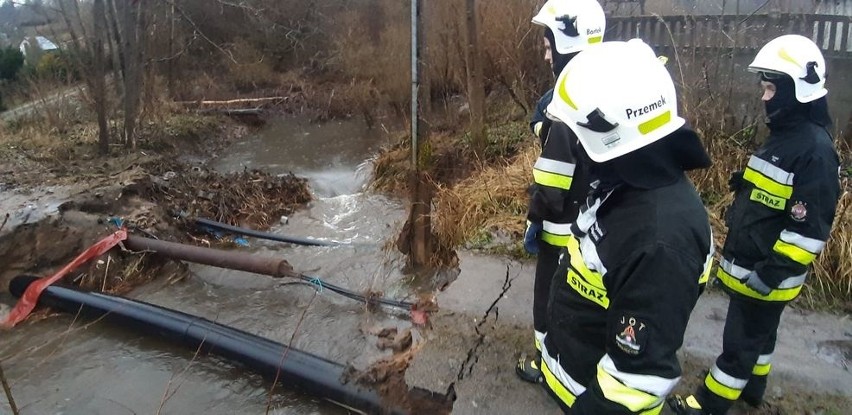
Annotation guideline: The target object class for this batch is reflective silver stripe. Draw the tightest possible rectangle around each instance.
[780,230,825,254]
[543,221,572,236]
[534,157,576,176]
[747,156,794,185]
[599,354,678,398]
[580,233,608,275]
[541,337,587,395]
[720,258,807,289]
[575,188,615,234]
[711,364,748,390]
[756,354,773,365]
[720,258,750,279]
[777,274,807,289]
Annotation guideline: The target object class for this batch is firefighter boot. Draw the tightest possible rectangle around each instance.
[516,352,544,383]
[740,376,767,408]
[667,395,706,415]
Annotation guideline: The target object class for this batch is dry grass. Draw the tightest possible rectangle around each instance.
[432,143,534,250]
[804,185,852,309]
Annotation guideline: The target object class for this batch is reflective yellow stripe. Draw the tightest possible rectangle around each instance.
[541,231,570,247]
[566,237,605,289]
[752,363,772,376]
[557,68,578,110]
[541,355,578,407]
[749,188,787,210]
[716,267,802,302]
[698,255,713,285]
[773,240,817,265]
[588,35,603,44]
[638,110,671,135]
[568,270,610,308]
[597,367,660,412]
[533,168,573,190]
[704,372,742,401]
[564,236,609,308]
[743,168,793,199]
[640,403,664,415]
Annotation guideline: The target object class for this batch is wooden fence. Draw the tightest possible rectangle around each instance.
[606,14,852,58]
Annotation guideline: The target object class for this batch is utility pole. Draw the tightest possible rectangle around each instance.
[407,0,431,268]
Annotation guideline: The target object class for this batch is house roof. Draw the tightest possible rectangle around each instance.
[20,35,58,51]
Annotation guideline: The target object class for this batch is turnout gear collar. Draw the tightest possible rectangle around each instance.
[546,39,686,163]
[532,0,605,56]
[749,34,827,103]
[584,126,711,190]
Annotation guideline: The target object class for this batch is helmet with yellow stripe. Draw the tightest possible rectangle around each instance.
[532,0,606,55]
[748,34,827,103]
[546,39,684,162]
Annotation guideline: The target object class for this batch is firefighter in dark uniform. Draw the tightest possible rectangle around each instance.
[517,0,607,383]
[669,35,841,415]
[540,39,715,414]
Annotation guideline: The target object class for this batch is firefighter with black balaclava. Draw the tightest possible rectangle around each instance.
[516,0,607,384]
[539,39,715,414]
[668,35,841,415]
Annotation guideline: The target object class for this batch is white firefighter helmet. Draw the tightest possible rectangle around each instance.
[748,34,827,103]
[546,39,684,163]
[532,0,606,55]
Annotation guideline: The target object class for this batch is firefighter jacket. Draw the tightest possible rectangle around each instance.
[527,121,589,248]
[541,175,714,414]
[719,120,841,303]
[530,88,554,145]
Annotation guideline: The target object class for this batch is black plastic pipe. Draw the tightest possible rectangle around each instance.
[196,218,339,247]
[9,276,451,415]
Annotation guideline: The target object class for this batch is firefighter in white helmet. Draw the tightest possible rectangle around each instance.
[540,39,714,414]
[669,35,841,415]
[517,0,607,384]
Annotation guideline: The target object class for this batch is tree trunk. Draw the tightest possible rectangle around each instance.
[122,0,141,149]
[464,0,486,160]
[93,0,110,155]
[108,0,126,94]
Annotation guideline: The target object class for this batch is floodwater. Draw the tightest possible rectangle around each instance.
[0,116,419,414]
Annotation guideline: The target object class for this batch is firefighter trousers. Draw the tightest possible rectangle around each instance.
[533,241,561,350]
[696,296,786,414]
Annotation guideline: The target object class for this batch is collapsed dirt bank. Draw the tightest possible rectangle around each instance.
[0,116,312,297]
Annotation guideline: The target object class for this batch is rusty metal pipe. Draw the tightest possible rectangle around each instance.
[125,235,297,278]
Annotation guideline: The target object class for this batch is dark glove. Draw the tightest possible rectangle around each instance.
[743,271,771,296]
[524,221,542,255]
[728,170,744,193]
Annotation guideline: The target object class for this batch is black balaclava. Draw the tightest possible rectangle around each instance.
[763,74,802,125]
[762,73,833,129]
[581,126,712,190]
[544,28,578,77]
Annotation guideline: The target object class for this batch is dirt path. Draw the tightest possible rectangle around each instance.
[407,252,852,414]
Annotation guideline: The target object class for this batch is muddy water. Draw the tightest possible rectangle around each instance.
[0,117,417,414]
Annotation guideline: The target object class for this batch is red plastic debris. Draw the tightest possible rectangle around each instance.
[2,229,128,328]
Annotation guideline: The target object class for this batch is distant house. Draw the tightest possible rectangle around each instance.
[18,35,58,64]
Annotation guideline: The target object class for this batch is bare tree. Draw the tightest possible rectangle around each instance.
[120,0,143,149]
[464,0,486,160]
[93,0,109,154]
